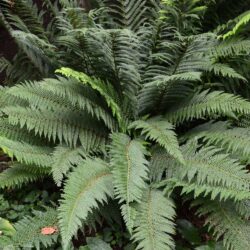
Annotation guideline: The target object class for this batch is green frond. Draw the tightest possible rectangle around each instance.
[133,187,176,250]
[139,34,217,114]
[223,10,250,39]
[1,0,46,38]
[110,133,148,232]
[149,146,172,182]
[103,0,150,31]
[0,118,43,145]
[39,77,117,131]
[51,145,85,187]
[164,178,250,202]
[210,40,250,57]
[2,106,107,149]
[206,63,246,81]
[166,90,250,125]
[129,117,184,163]
[3,77,117,131]
[0,163,50,189]
[194,199,250,250]
[56,67,125,129]
[11,207,58,249]
[235,200,250,220]
[11,30,56,76]
[0,136,53,167]
[185,121,250,163]
[179,141,249,188]
[59,158,114,248]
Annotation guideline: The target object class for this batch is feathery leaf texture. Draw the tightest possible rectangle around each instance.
[59,158,114,248]
[10,208,58,249]
[133,188,176,250]
[51,145,85,186]
[0,136,53,167]
[185,121,250,162]
[194,199,250,250]
[110,133,148,232]
[130,117,184,163]
[56,67,124,129]
[0,163,50,189]
[166,90,250,125]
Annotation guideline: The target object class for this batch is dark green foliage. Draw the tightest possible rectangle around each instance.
[0,0,250,249]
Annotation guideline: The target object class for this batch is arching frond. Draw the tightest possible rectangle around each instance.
[0,163,50,189]
[166,90,250,125]
[103,0,150,31]
[164,178,250,202]
[185,121,250,163]
[2,106,108,149]
[59,158,114,248]
[56,67,125,129]
[194,199,250,250]
[223,10,250,39]
[129,117,184,163]
[0,136,53,167]
[164,140,250,199]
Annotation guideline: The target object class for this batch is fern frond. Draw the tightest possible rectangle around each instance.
[206,63,246,81]
[110,133,148,232]
[149,146,172,182]
[223,10,250,39]
[210,40,250,57]
[59,158,114,248]
[3,106,107,149]
[0,163,50,189]
[129,117,184,163]
[56,67,125,129]
[0,136,53,167]
[51,145,85,186]
[103,0,149,31]
[39,77,117,130]
[11,207,58,249]
[166,90,250,125]
[194,199,250,250]
[185,122,250,163]
[133,187,176,250]
[164,178,250,202]
[170,141,250,191]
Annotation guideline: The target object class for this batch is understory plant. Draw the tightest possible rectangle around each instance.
[1,0,250,249]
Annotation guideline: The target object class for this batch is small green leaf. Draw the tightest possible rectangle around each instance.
[86,237,112,250]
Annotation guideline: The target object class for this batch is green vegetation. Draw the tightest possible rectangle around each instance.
[0,0,250,249]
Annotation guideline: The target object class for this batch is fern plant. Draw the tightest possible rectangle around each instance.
[1,0,250,249]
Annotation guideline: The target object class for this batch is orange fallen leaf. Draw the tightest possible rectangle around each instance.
[41,226,58,235]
